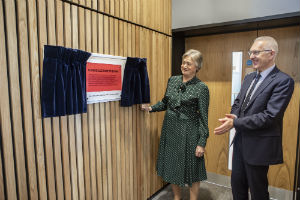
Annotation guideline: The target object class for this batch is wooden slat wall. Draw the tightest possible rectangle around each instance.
[75,0,171,35]
[186,26,300,191]
[0,0,171,199]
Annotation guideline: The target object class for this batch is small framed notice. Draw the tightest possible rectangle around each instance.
[86,53,127,104]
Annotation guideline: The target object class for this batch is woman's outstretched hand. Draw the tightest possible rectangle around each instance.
[140,104,152,112]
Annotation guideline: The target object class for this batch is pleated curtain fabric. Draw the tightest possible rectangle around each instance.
[41,45,91,118]
[120,57,150,107]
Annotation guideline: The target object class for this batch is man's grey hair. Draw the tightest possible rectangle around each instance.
[254,36,279,55]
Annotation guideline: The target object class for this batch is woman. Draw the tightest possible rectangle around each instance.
[142,49,209,200]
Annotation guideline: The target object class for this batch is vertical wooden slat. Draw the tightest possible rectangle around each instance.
[98,0,104,12]
[56,0,64,45]
[109,17,118,200]
[110,102,118,200]
[150,31,157,191]
[115,99,122,200]
[78,3,92,200]
[42,119,55,200]
[54,3,67,197]
[37,1,56,200]
[124,22,130,200]
[73,1,86,199]
[82,108,92,200]
[69,3,79,200]
[98,16,107,200]
[146,29,151,197]
[113,19,122,200]
[100,101,108,200]
[88,7,98,200]
[68,115,79,200]
[159,34,165,190]
[60,115,72,200]
[119,102,126,200]
[118,20,126,200]
[141,0,146,30]
[132,104,137,200]
[91,5,99,200]
[115,0,119,18]
[119,0,124,19]
[143,28,149,197]
[103,15,113,200]
[94,101,103,200]
[127,24,132,200]
[36,0,48,77]
[128,105,134,200]
[64,2,72,48]
[75,114,85,200]
[52,117,65,200]
[27,0,48,198]
[129,24,135,200]
[85,1,98,199]
[105,0,110,13]
[136,0,140,25]
[142,28,148,199]
[0,1,17,199]
[92,0,97,10]
[4,0,29,199]
[153,32,159,191]
[139,27,144,199]
[44,0,58,199]
[94,100,103,200]
[99,16,107,200]
[15,0,39,199]
[124,0,128,20]
[128,0,132,22]
[110,0,114,16]
[97,13,105,200]
[49,1,65,199]
[91,8,102,200]
[132,0,136,23]
[60,3,73,200]
[135,26,141,200]
[105,99,113,200]
[124,102,130,200]
[149,32,154,195]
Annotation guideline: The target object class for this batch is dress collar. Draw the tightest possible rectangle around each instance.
[181,75,200,85]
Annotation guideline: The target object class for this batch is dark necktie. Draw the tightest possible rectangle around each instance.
[241,73,261,111]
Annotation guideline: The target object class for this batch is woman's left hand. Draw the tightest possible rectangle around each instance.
[195,146,205,157]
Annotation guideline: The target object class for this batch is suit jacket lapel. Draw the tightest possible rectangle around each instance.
[245,67,279,110]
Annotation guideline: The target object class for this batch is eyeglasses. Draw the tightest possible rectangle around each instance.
[248,50,272,56]
[182,61,194,67]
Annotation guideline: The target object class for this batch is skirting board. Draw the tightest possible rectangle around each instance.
[206,172,294,200]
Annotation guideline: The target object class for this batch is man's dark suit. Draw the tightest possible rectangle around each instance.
[230,66,294,200]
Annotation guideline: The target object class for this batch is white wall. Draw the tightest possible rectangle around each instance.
[172,0,300,30]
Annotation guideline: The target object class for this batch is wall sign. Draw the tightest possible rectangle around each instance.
[86,53,126,104]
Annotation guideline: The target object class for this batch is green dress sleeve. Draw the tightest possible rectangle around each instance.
[197,84,209,147]
[150,78,171,112]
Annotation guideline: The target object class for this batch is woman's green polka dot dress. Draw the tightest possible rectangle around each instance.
[150,75,209,187]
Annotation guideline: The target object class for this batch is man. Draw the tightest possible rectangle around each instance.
[214,36,294,200]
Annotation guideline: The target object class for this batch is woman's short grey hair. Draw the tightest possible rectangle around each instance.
[182,49,203,71]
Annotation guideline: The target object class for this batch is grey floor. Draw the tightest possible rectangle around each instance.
[152,181,233,200]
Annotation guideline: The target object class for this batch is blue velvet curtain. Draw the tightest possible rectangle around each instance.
[41,45,91,118]
[121,57,150,107]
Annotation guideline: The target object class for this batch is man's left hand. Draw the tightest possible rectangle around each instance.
[214,114,235,135]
